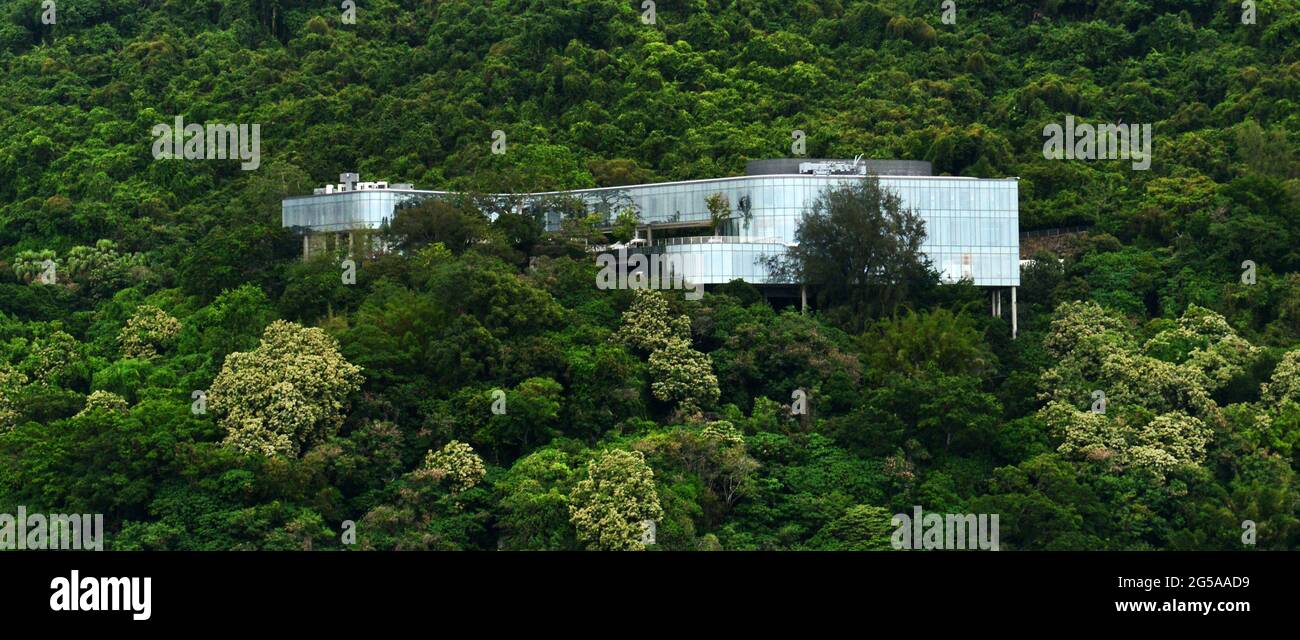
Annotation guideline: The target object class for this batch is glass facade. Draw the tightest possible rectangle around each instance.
[656,240,788,285]
[283,174,1020,287]
[282,190,409,232]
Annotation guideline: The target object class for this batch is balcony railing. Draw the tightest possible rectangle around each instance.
[653,235,787,246]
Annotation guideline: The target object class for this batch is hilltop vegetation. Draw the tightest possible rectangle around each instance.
[1,1,1299,549]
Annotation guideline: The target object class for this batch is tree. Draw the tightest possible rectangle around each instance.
[708,306,863,413]
[1143,305,1259,392]
[635,424,761,520]
[613,289,690,354]
[609,289,720,416]
[705,192,731,234]
[967,454,1109,550]
[1041,401,1211,481]
[694,422,759,507]
[175,284,276,378]
[1077,248,1163,316]
[498,448,579,550]
[1262,350,1300,406]
[805,504,895,551]
[1041,300,1132,359]
[20,330,87,388]
[859,308,995,380]
[0,364,26,430]
[63,240,144,298]
[588,158,656,187]
[492,211,545,259]
[766,178,937,328]
[388,197,491,254]
[75,390,129,418]
[1038,301,1227,419]
[209,321,364,457]
[568,449,664,550]
[423,440,487,494]
[476,377,564,456]
[179,223,295,300]
[1033,302,1254,480]
[118,305,181,359]
[560,340,648,442]
[609,208,639,244]
[10,250,57,284]
[915,371,1002,454]
[358,453,491,550]
[649,337,721,415]
[279,254,359,321]
[422,252,565,338]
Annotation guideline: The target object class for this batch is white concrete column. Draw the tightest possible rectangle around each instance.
[1011,286,1018,340]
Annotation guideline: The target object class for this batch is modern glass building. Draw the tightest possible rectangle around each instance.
[283,159,1021,331]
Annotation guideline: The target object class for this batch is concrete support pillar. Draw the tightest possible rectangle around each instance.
[1011,286,1018,340]
[302,234,310,261]
[800,284,807,314]
[347,232,355,257]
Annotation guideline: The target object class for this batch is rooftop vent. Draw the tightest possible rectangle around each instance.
[799,155,866,176]
[745,158,933,177]
[312,173,409,194]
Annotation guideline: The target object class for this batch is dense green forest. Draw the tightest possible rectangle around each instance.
[1,0,1299,550]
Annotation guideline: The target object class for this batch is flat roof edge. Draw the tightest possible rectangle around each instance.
[282,174,1020,202]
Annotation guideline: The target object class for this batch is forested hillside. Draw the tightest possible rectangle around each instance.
[1,0,1299,550]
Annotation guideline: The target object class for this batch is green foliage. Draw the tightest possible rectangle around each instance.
[705,192,732,233]
[805,505,895,551]
[769,178,937,328]
[609,208,639,244]
[497,448,579,551]
[0,1,1298,551]
[63,240,146,299]
[859,308,996,380]
[389,197,492,255]
[11,249,55,284]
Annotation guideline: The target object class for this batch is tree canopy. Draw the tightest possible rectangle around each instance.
[1,1,1298,551]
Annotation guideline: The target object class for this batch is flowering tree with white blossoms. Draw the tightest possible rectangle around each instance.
[118,304,182,359]
[568,449,663,550]
[210,320,363,457]
[1036,302,1251,480]
[423,440,487,494]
